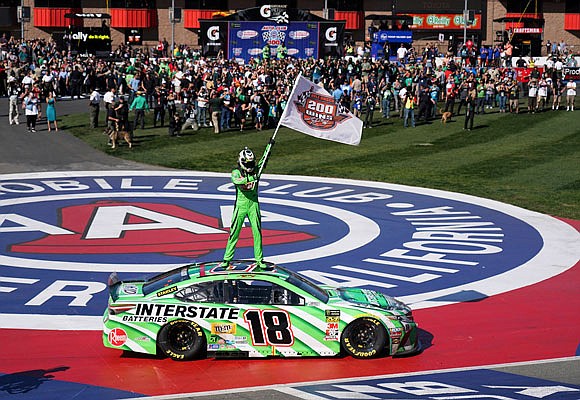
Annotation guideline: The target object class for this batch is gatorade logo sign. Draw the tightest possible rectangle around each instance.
[325,27,337,42]
[207,26,220,41]
[0,171,578,331]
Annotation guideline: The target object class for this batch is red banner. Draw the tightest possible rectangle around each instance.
[408,13,481,30]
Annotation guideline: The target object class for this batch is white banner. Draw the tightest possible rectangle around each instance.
[279,74,363,146]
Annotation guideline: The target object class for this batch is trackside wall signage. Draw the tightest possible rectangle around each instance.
[0,171,578,331]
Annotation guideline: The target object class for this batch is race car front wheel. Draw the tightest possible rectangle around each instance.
[341,317,387,359]
[158,319,206,361]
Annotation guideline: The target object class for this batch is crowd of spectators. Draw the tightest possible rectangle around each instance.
[1,34,577,137]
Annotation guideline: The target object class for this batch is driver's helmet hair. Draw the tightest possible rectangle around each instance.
[238,147,256,173]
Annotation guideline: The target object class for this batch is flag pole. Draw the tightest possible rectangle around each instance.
[258,71,302,177]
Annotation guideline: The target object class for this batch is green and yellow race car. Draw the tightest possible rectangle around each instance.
[103,261,420,360]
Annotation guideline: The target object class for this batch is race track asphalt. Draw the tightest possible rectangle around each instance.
[0,96,578,400]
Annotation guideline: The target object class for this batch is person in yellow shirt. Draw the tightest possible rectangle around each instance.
[403,94,415,128]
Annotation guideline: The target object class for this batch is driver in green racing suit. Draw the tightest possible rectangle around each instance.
[221,140,274,269]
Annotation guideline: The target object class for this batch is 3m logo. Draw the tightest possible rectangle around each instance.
[108,328,127,346]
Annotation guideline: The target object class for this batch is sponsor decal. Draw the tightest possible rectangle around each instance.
[122,284,137,295]
[133,303,239,320]
[0,171,577,332]
[107,327,127,346]
[287,48,300,56]
[324,322,339,341]
[294,87,352,130]
[325,310,340,323]
[305,47,315,57]
[211,323,237,334]
[232,48,243,57]
[156,285,177,297]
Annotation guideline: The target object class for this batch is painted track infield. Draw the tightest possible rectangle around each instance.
[0,171,579,399]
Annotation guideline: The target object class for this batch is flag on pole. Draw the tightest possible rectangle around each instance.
[279,74,363,146]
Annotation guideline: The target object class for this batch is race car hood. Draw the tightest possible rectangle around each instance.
[334,288,411,314]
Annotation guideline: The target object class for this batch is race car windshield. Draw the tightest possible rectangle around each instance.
[279,266,329,303]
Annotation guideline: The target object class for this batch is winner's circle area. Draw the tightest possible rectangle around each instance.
[0,171,579,399]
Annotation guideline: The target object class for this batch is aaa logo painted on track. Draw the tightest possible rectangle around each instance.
[0,171,578,330]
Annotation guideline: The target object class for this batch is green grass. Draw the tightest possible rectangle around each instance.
[60,105,580,219]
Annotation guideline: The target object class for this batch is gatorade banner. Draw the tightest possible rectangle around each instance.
[228,21,319,63]
[200,20,228,58]
[318,21,345,58]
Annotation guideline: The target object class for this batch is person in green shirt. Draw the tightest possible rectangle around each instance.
[129,91,149,130]
[262,43,271,63]
[276,42,287,60]
[475,81,486,114]
[221,140,275,270]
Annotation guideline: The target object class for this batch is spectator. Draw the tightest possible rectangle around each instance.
[566,80,576,111]
[88,87,101,128]
[129,90,149,130]
[23,91,40,132]
[45,91,58,132]
[403,93,415,128]
[208,90,223,134]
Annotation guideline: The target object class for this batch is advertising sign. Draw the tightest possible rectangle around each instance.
[318,21,345,58]
[63,26,112,55]
[513,27,543,34]
[373,30,413,44]
[563,66,580,81]
[228,21,318,63]
[200,20,229,58]
[408,13,482,30]
[395,0,484,12]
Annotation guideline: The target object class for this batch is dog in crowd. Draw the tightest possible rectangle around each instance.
[104,126,132,149]
[440,109,453,124]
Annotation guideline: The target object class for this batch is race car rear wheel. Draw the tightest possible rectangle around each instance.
[158,319,206,361]
[341,317,387,359]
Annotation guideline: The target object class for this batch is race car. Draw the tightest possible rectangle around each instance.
[103,261,419,360]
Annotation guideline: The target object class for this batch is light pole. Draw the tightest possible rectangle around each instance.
[20,0,24,40]
[170,0,175,56]
[463,0,468,45]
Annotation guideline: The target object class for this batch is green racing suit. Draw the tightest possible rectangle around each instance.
[222,141,274,265]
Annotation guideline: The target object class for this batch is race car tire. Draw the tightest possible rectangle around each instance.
[340,317,387,359]
[157,319,206,361]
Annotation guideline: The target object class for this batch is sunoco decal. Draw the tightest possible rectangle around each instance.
[0,171,578,331]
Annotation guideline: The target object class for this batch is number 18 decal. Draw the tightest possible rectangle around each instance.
[244,309,295,346]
